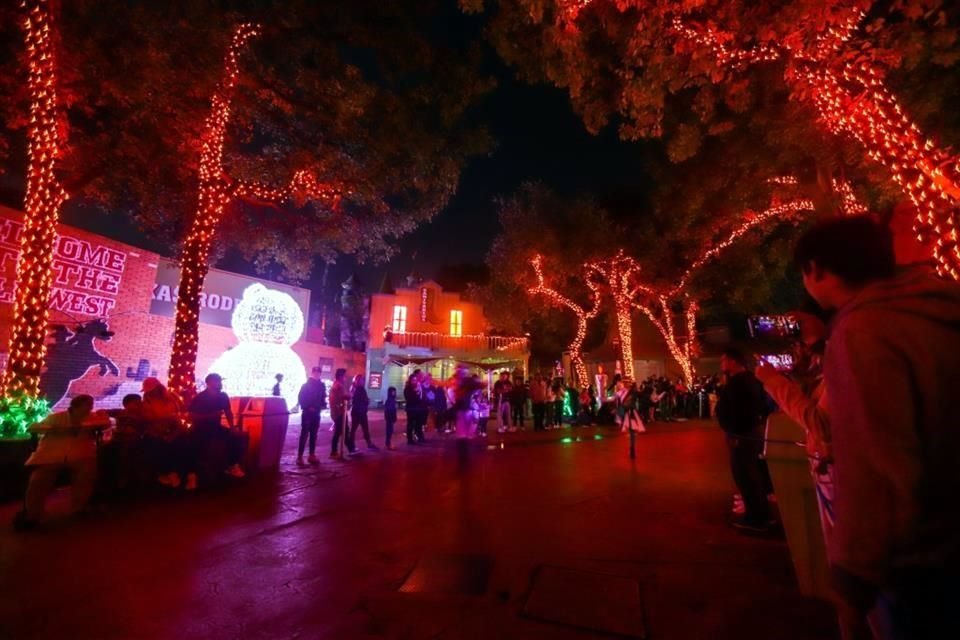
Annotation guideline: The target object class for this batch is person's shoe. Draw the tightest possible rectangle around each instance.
[497,427,506,434]
[367,444,379,451]
[308,455,319,465]
[226,464,246,479]
[407,439,417,445]
[185,473,198,491]
[330,452,342,459]
[508,427,517,433]
[479,431,488,437]
[386,444,395,450]
[347,448,358,455]
[296,456,306,467]
[732,494,746,515]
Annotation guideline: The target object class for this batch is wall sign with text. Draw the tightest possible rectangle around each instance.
[149,258,311,330]
[0,216,127,317]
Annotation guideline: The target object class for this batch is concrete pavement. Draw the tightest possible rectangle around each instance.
[0,417,838,639]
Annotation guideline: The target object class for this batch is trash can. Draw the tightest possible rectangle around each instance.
[237,396,289,472]
[765,413,833,600]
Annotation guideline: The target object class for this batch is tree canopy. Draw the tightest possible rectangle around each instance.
[467,0,960,272]
[1,0,494,282]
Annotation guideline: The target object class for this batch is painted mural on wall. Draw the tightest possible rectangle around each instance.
[0,207,363,413]
[38,319,120,408]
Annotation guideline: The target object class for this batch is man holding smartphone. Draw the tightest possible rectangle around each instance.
[793,215,960,639]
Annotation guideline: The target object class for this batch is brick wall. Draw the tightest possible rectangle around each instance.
[0,205,364,410]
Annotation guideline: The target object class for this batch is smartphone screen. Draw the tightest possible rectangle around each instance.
[747,314,801,339]
[759,354,794,370]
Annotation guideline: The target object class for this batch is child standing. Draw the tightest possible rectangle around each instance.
[384,387,398,450]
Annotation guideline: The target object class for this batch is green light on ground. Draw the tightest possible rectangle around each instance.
[593,434,603,440]
[561,437,573,444]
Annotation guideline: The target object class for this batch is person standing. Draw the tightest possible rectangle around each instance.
[715,347,769,533]
[530,374,548,432]
[793,216,960,640]
[620,380,645,433]
[329,368,348,459]
[450,366,483,439]
[493,371,513,433]
[510,377,528,430]
[296,366,327,466]
[552,379,565,428]
[347,374,375,452]
[403,370,426,444]
[272,373,283,397]
[383,387,398,450]
[545,380,556,429]
[15,395,107,529]
[188,373,246,481]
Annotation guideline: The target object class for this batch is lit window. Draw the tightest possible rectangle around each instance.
[392,305,407,333]
[450,309,463,337]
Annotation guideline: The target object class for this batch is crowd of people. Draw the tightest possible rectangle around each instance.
[12,212,958,639]
[15,372,245,530]
[708,215,959,640]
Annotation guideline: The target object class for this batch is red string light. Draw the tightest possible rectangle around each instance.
[166,25,343,399]
[0,0,68,399]
[632,295,698,387]
[832,178,868,216]
[584,251,646,381]
[673,11,960,279]
[635,198,813,386]
[669,198,815,297]
[557,0,593,23]
[559,2,960,279]
[528,255,601,386]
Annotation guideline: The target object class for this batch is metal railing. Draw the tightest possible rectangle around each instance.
[386,331,528,353]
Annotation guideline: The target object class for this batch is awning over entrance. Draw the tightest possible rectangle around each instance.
[455,359,519,371]
[387,355,440,367]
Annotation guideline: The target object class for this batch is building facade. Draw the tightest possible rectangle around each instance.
[364,280,528,402]
[0,205,364,410]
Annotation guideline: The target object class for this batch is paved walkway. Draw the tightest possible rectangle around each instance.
[0,418,837,639]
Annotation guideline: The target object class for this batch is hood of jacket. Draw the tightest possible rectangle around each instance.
[831,265,960,334]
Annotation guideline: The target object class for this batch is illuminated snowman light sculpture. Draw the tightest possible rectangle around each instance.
[208,283,307,409]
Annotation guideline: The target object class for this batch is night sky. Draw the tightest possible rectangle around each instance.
[1,4,659,304]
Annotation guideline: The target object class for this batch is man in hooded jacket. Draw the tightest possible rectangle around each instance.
[794,215,960,640]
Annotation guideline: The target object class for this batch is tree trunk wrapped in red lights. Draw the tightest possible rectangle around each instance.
[0,0,68,399]
[528,255,601,387]
[167,25,343,399]
[584,251,646,381]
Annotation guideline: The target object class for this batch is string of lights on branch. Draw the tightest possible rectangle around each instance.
[584,251,645,381]
[528,255,601,386]
[558,1,960,279]
[671,10,960,279]
[669,198,815,297]
[167,24,343,399]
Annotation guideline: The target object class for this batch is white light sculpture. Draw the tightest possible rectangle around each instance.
[209,283,307,409]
